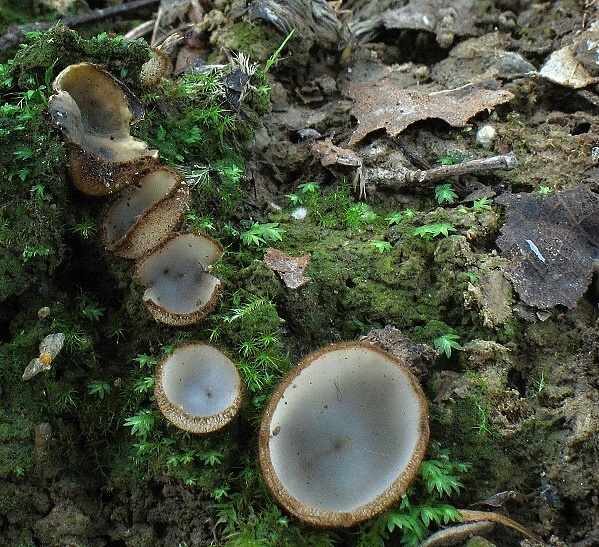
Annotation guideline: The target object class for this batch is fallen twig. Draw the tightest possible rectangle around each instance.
[458,509,542,543]
[395,135,434,170]
[419,508,544,546]
[400,152,518,186]
[419,520,495,546]
[0,0,160,50]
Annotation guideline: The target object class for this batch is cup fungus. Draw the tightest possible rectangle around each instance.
[101,166,191,259]
[154,343,243,433]
[258,341,430,527]
[48,62,158,196]
[133,232,224,326]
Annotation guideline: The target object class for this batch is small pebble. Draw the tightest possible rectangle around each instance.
[476,125,496,148]
[37,306,51,319]
[291,206,309,220]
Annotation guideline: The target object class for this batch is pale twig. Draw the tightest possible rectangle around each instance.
[420,508,544,547]
[400,152,518,186]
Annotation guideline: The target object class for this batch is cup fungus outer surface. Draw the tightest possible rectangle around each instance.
[101,166,190,259]
[155,343,243,434]
[133,232,224,326]
[258,341,430,527]
[49,62,159,196]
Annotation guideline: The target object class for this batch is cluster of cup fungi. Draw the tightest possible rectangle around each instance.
[47,62,430,528]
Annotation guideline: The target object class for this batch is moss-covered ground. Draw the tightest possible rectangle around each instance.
[0,8,598,546]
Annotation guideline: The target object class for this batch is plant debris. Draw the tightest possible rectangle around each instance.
[420,508,543,546]
[360,324,436,377]
[382,0,478,48]
[468,490,522,512]
[345,79,513,146]
[249,0,341,51]
[496,186,599,309]
[539,46,599,89]
[22,333,65,381]
[264,248,311,289]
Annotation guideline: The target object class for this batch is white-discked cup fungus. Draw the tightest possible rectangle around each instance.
[48,62,158,196]
[155,343,243,433]
[49,63,226,326]
[101,166,190,259]
[133,232,224,326]
[258,341,430,527]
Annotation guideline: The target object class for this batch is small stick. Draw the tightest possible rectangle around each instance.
[0,0,160,50]
[419,521,496,547]
[458,509,543,544]
[395,135,433,170]
[123,19,157,41]
[400,151,518,186]
[420,508,544,547]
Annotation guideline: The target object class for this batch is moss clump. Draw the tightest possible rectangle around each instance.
[0,26,153,305]
[210,19,283,65]
[8,25,151,90]
[0,410,34,479]
[138,73,255,166]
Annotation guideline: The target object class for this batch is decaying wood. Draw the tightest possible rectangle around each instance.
[0,0,160,50]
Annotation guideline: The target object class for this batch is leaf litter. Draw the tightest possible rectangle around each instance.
[496,185,599,309]
[345,78,513,146]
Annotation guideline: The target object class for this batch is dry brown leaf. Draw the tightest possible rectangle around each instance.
[346,79,513,146]
[496,186,599,309]
[264,248,311,289]
[311,137,361,167]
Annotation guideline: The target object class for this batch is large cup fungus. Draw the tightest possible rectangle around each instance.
[155,343,243,433]
[133,232,224,326]
[49,62,158,195]
[259,342,429,527]
[101,166,191,259]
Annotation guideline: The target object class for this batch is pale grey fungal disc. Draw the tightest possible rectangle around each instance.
[259,341,430,527]
[133,232,223,326]
[101,166,190,259]
[155,343,243,433]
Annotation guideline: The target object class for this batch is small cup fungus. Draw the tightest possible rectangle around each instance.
[101,166,190,259]
[259,341,429,527]
[133,232,224,326]
[155,343,243,433]
[49,62,158,195]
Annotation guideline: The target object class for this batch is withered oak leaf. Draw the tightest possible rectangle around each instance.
[496,185,599,309]
[264,248,311,289]
[345,79,513,146]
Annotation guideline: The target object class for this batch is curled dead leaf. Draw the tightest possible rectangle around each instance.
[264,248,311,289]
[345,79,513,146]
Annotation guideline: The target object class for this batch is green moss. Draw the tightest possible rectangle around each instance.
[0,410,34,479]
[211,20,282,65]
[9,25,150,90]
